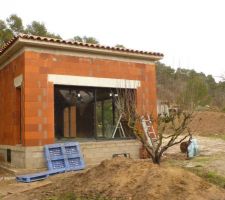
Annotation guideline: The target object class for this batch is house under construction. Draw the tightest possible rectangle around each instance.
[0,34,163,168]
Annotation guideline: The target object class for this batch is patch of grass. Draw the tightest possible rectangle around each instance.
[216,135,225,141]
[205,134,225,141]
[164,154,212,169]
[187,168,225,188]
[193,156,210,162]
[188,156,212,167]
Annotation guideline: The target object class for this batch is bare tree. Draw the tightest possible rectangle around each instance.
[115,88,193,164]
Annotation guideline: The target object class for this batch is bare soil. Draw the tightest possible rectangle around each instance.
[5,157,223,200]
[0,169,10,177]
[166,135,225,179]
[0,168,12,182]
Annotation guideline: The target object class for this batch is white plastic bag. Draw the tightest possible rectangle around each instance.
[187,138,199,158]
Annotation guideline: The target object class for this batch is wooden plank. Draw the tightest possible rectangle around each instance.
[70,106,77,137]
[63,107,69,137]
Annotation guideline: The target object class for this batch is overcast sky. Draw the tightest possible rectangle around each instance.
[1,0,224,80]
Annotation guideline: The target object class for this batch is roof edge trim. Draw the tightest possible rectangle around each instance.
[0,34,164,62]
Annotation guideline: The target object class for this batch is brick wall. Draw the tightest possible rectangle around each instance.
[0,54,24,145]
[0,50,157,147]
[23,51,157,146]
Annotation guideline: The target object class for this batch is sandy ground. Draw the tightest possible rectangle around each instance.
[165,136,225,177]
[167,136,225,156]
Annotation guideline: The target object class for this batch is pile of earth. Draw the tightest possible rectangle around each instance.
[26,157,225,200]
[188,111,225,136]
[0,168,11,178]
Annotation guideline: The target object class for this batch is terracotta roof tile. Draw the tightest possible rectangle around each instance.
[0,34,164,58]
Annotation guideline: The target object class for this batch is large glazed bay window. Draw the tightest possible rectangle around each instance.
[54,85,135,140]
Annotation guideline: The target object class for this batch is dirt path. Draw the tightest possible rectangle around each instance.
[167,136,225,156]
[165,136,225,176]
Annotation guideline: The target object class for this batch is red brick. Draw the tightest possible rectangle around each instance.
[1,50,158,147]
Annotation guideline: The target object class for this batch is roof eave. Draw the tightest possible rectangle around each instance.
[0,37,163,67]
[0,39,24,67]
[19,38,163,61]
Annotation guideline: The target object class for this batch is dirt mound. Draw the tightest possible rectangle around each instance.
[0,168,11,177]
[27,157,225,200]
[189,111,225,136]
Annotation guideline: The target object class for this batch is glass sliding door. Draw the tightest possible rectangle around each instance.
[54,85,135,140]
[95,88,116,139]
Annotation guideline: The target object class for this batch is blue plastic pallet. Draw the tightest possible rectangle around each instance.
[44,143,65,159]
[46,157,68,171]
[64,143,85,171]
[16,171,49,183]
[64,142,80,156]
[44,142,85,172]
[16,142,85,183]
[16,169,66,183]
[47,168,66,175]
[67,157,85,171]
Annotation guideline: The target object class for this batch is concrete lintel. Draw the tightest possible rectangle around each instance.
[48,74,141,89]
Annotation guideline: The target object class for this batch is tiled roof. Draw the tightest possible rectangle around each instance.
[0,34,164,58]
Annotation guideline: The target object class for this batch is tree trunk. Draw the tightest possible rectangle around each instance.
[152,153,161,165]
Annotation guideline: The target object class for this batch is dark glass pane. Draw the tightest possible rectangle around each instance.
[54,86,94,139]
[103,99,113,137]
[96,88,113,138]
[75,88,94,138]
[96,101,103,137]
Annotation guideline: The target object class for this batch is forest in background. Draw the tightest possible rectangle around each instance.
[1,14,225,111]
[156,62,225,111]
[0,14,123,47]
